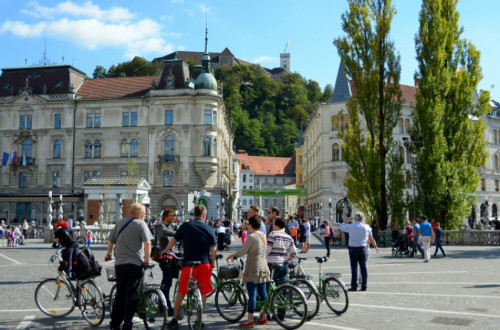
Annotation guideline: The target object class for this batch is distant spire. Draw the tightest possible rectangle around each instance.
[204,13,208,55]
[328,61,351,103]
[201,13,210,73]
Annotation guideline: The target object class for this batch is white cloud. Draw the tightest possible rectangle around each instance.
[1,1,177,58]
[253,56,277,64]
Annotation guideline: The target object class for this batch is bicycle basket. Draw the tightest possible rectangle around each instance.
[324,272,342,279]
[219,264,240,279]
[106,267,116,282]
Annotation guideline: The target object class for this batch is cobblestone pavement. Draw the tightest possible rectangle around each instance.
[0,234,499,329]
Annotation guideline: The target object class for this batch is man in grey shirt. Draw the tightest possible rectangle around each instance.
[105,203,153,330]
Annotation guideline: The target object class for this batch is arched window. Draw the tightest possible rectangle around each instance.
[84,140,93,158]
[121,139,129,157]
[405,118,411,133]
[163,170,174,187]
[203,137,211,156]
[130,139,138,157]
[332,143,340,162]
[164,135,175,158]
[212,138,217,157]
[398,118,404,133]
[94,140,101,158]
[242,199,247,206]
[22,139,33,157]
[53,140,61,158]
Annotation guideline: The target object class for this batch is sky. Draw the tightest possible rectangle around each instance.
[0,0,499,101]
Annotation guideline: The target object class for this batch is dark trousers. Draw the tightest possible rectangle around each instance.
[324,237,331,256]
[110,264,143,330]
[61,244,79,278]
[159,261,173,310]
[409,240,424,257]
[217,233,226,250]
[348,246,367,290]
[434,239,446,257]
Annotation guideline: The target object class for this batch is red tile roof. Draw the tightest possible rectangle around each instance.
[350,82,417,106]
[76,76,159,99]
[236,151,295,175]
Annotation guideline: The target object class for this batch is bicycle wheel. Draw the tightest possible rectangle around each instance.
[77,236,87,249]
[35,278,75,318]
[292,279,320,320]
[215,281,247,322]
[391,247,397,257]
[206,271,218,298]
[108,284,117,313]
[323,277,349,315]
[270,284,307,329]
[80,280,105,326]
[186,291,202,330]
[142,288,167,330]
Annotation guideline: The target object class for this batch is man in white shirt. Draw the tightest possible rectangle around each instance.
[339,212,369,292]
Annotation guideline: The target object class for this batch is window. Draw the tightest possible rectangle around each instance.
[332,143,340,162]
[203,137,211,156]
[19,115,33,129]
[52,171,60,188]
[164,135,175,157]
[22,139,33,157]
[84,171,101,182]
[54,114,62,129]
[282,178,286,184]
[121,139,129,157]
[19,172,29,188]
[163,170,174,187]
[131,112,138,126]
[204,110,212,124]
[94,140,101,158]
[242,199,247,206]
[399,146,405,161]
[213,111,217,126]
[243,175,247,183]
[165,110,173,125]
[496,180,499,192]
[264,199,269,208]
[265,178,268,184]
[84,140,93,158]
[130,139,138,157]
[122,112,130,127]
[53,140,61,158]
[398,118,404,133]
[332,115,339,131]
[120,170,128,178]
[94,113,101,128]
[86,114,93,128]
[481,179,486,191]
[494,155,499,171]
[212,138,217,157]
[405,118,411,133]
[274,178,277,184]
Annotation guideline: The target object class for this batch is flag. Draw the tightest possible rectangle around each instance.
[22,153,26,166]
[11,150,17,164]
[2,152,9,166]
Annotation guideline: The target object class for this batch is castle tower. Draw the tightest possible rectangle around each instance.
[280,53,290,72]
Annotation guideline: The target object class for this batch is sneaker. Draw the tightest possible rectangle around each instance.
[257,319,268,325]
[348,288,357,292]
[360,288,367,291]
[167,318,178,329]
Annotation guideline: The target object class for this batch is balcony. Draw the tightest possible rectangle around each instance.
[11,155,36,166]
[157,154,180,163]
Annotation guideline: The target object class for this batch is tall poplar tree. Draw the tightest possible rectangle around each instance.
[413,0,491,229]
[334,0,404,229]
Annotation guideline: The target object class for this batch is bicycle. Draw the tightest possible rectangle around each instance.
[214,257,247,322]
[216,261,308,329]
[107,263,167,330]
[34,261,105,327]
[288,256,349,317]
[168,253,204,330]
[207,253,232,298]
[48,247,63,272]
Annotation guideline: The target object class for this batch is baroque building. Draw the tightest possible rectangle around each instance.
[302,63,500,225]
[0,31,234,224]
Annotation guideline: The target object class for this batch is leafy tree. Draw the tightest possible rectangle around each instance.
[94,57,161,78]
[334,0,403,229]
[322,84,334,102]
[413,0,491,229]
[93,65,107,79]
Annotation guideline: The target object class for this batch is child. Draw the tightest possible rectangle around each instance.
[86,230,93,248]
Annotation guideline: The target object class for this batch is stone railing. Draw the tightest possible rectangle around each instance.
[44,225,115,244]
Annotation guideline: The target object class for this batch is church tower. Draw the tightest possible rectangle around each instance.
[280,53,290,72]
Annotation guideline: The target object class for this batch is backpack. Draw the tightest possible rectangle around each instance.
[73,247,102,280]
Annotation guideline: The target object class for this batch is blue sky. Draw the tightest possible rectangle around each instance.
[1,0,499,101]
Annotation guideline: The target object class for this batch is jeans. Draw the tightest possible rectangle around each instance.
[348,246,367,290]
[422,236,431,261]
[110,264,144,330]
[359,250,370,283]
[324,237,331,256]
[434,239,446,257]
[409,240,424,258]
[246,282,267,313]
[269,262,288,285]
[159,261,173,310]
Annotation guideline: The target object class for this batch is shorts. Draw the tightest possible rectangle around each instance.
[177,263,213,295]
[304,235,310,243]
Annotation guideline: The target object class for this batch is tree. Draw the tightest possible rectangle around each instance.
[322,84,334,102]
[93,65,107,79]
[334,0,403,229]
[413,0,491,229]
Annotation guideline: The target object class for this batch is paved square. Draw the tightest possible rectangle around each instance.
[0,235,499,329]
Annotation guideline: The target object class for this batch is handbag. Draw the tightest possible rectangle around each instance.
[150,223,160,262]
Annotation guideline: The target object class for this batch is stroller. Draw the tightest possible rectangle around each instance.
[391,235,410,257]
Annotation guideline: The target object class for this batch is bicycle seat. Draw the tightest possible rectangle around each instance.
[143,263,155,269]
[186,261,202,267]
[315,256,328,263]
[268,263,285,270]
